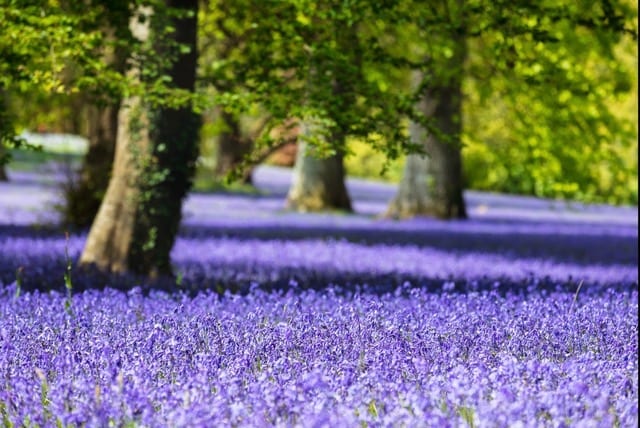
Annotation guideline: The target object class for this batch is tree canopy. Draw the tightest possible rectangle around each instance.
[1,0,637,203]
[200,0,637,200]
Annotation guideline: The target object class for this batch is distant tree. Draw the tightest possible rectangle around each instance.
[199,0,305,185]
[387,0,637,218]
[80,0,200,278]
[387,31,467,219]
[209,1,419,211]
[63,100,120,227]
[286,22,362,212]
[211,109,253,182]
[287,132,352,212]
[462,3,638,205]
[198,1,253,183]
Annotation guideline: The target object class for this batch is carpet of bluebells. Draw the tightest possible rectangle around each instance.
[0,164,638,427]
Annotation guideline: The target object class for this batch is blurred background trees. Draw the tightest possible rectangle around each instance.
[461,0,638,205]
[1,0,636,278]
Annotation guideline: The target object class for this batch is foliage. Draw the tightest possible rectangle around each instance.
[0,0,118,166]
[0,2,106,94]
[462,1,638,204]
[2,0,637,204]
[344,137,405,183]
[341,0,638,205]
[0,0,205,144]
[201,0,637,204]
[203,0,422,177]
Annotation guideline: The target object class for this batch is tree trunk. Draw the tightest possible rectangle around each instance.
[63,21,127,228]
[79,89,149,274]
[0,89,10,181]
[80,0,199,278]
[286,44,355,214]
[62,103,118,227]
[0,139,7,180]
[0,151,7,181]
[214,109,253,183]
[286,124,352,212]
[386,40,467,220]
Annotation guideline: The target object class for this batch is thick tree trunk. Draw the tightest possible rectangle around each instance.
[79,91,149,274]
[286,125,352,212]
[386,41,467,220]
[80,0,199,278]
[286,52,355,213]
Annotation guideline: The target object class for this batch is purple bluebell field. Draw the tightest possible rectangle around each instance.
[0,165,638,426]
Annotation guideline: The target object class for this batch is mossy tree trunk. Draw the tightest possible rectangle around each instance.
[386,36,467,220]
[80,0,199,278]
[79,87,148,274]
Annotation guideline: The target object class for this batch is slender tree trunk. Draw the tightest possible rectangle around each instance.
[80,0,199,278]
[0,140,7,180]
[0,150,7,181]
[386,38,467,220]
[62,10,128,228]
[63,102,119,227]
[0,89,10,181]
[286,124,352,212]
[214,109,253,183]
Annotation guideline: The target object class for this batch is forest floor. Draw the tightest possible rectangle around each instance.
[0,149,637,426]
[2,160,638,227]
[0,158,637,293]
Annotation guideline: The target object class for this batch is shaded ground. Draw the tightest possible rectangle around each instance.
[0,163,637,294]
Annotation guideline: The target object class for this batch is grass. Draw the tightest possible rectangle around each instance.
[6,149,82,172]
[192,172,263,195]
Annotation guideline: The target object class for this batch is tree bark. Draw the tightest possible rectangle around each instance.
[79,89,148,274]
[80,0,199,278]
[63,102,119,227]
[286,124,352,212]
[0,151,7,181]
[213,109,253,183]
[386,39,467,220]
[0,89,10,181]
[285,19,359,213]
[62,8,129,228]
